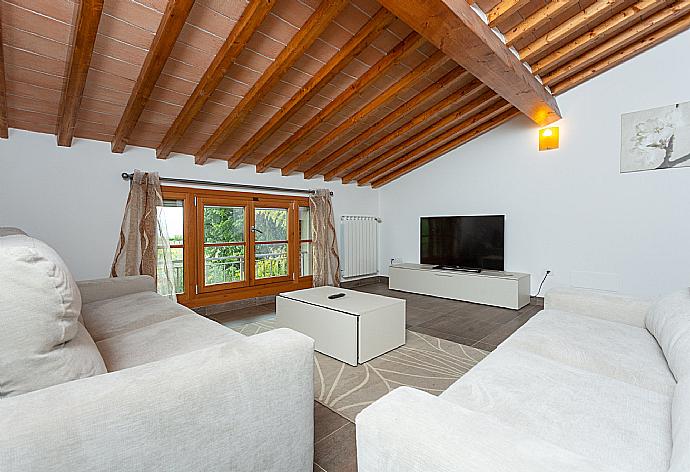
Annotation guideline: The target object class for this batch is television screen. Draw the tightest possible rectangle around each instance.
[420,215,504,271]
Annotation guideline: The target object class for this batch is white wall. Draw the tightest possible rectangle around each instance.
[379,29,690,297]
[0,131,379,280]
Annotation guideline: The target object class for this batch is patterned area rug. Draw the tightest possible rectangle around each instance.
[232,320,488,422]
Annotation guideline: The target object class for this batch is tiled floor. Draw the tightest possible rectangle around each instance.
[206,282,543,472]
[353,283,542,351]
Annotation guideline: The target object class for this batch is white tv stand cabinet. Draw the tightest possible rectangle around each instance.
[388,263,530,310]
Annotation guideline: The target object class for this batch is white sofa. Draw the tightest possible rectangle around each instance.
[357,287,690,472]
[0,228,315,471]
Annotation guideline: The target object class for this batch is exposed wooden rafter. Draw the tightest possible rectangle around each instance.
[156,0,275,160]
[487,0,530,29]
[363,100,512,185]
[371,107,520,187]
[194,0,349,165]
[503,0,579,47]
[282,50,450,176]
[340,80,488,183]
[56,0,104,147]
[226,8,395,169]
[254,32,426,173]
[0,17,8,139]
[543,2,690,87]
[111,0,195,153]
[377,0,560,125]
[318,67,469,181]
[530,0,673,77]
[518,0,621,63]
[347,91,500,184]
[3,0,690,186]
[551,12,690,94]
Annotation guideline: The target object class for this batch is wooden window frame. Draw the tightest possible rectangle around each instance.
[196,195,250,294]
[160,185,313,308]
[252,201,292,286]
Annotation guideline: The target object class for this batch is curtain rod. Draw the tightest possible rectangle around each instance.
[121,173,333,196]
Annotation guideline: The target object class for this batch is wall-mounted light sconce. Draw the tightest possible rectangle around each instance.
[539,127,559,151]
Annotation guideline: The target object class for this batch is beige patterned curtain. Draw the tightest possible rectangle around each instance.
[309,189,340,287]
[111,170,176,300]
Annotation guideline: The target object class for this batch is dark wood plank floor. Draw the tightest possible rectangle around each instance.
[207,282,543,472]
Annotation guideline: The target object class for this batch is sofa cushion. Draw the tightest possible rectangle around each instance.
[506,310,675,395]
[670,379,690,472]
[441,346,672,472]
[646,289,690,381]
[82,291,191,342]
[97,314,243,371]
[0,235,106,397]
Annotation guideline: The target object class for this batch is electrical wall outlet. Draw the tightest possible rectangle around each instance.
[390,258,403,266]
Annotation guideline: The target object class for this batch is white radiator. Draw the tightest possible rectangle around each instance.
[340,216,380,278]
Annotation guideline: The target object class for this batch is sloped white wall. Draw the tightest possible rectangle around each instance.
[379,29,690,297]
[0,130,379,280]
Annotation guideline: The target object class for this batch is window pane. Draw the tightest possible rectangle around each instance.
[204,206,245,244]
[170,247,184,293]
[255,243,288,279]
[157,200,184,294]
[299,206,311,240]
[254,208,288,242]
[300,241,312,277]
[204,246,245,285]
[157,247,184,295]
[159,200,184,245]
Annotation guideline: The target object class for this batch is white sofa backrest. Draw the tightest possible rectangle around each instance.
[671,379,690,472]
[646,289,690,381]
[646,289,690,472]
[0,234,106,397]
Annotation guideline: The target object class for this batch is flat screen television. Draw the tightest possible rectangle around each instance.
[420,215,504,271]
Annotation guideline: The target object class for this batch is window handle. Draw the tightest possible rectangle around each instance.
[250,226,263,234]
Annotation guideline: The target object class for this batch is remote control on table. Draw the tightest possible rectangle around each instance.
[328,293,346,299]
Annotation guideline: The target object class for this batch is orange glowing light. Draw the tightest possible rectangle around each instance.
[539,127,559,151]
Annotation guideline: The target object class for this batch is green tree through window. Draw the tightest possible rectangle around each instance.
[204,206,245,285]
[255,208,288,279]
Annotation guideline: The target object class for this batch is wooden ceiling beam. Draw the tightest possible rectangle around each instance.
[551,12,690,95]
[226,8,395,169]
[362,99,511,185]
[320,67,469,181]
[56,0,103,147]
[345,89,497,184]
[254,32,425,173]
[377,0,560,126]
[0,18,8,139]
[339,80,488,183]
[518,0,622,64]
[111,0,195,153]
[194,0,349,165]
[487,0,531,29]
[371,107,519,187]
[504,0,579,48]
[543,2,690,87]
[156,0,275,160]
[531,0,673,77]
[286,50,450,177]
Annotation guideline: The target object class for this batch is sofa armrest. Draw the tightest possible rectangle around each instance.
[356,387,611,472]
[544,287,651,328]
[77,275,155,304]
[0,328,314,472]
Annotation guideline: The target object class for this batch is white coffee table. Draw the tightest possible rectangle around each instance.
[276,286,406,366]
